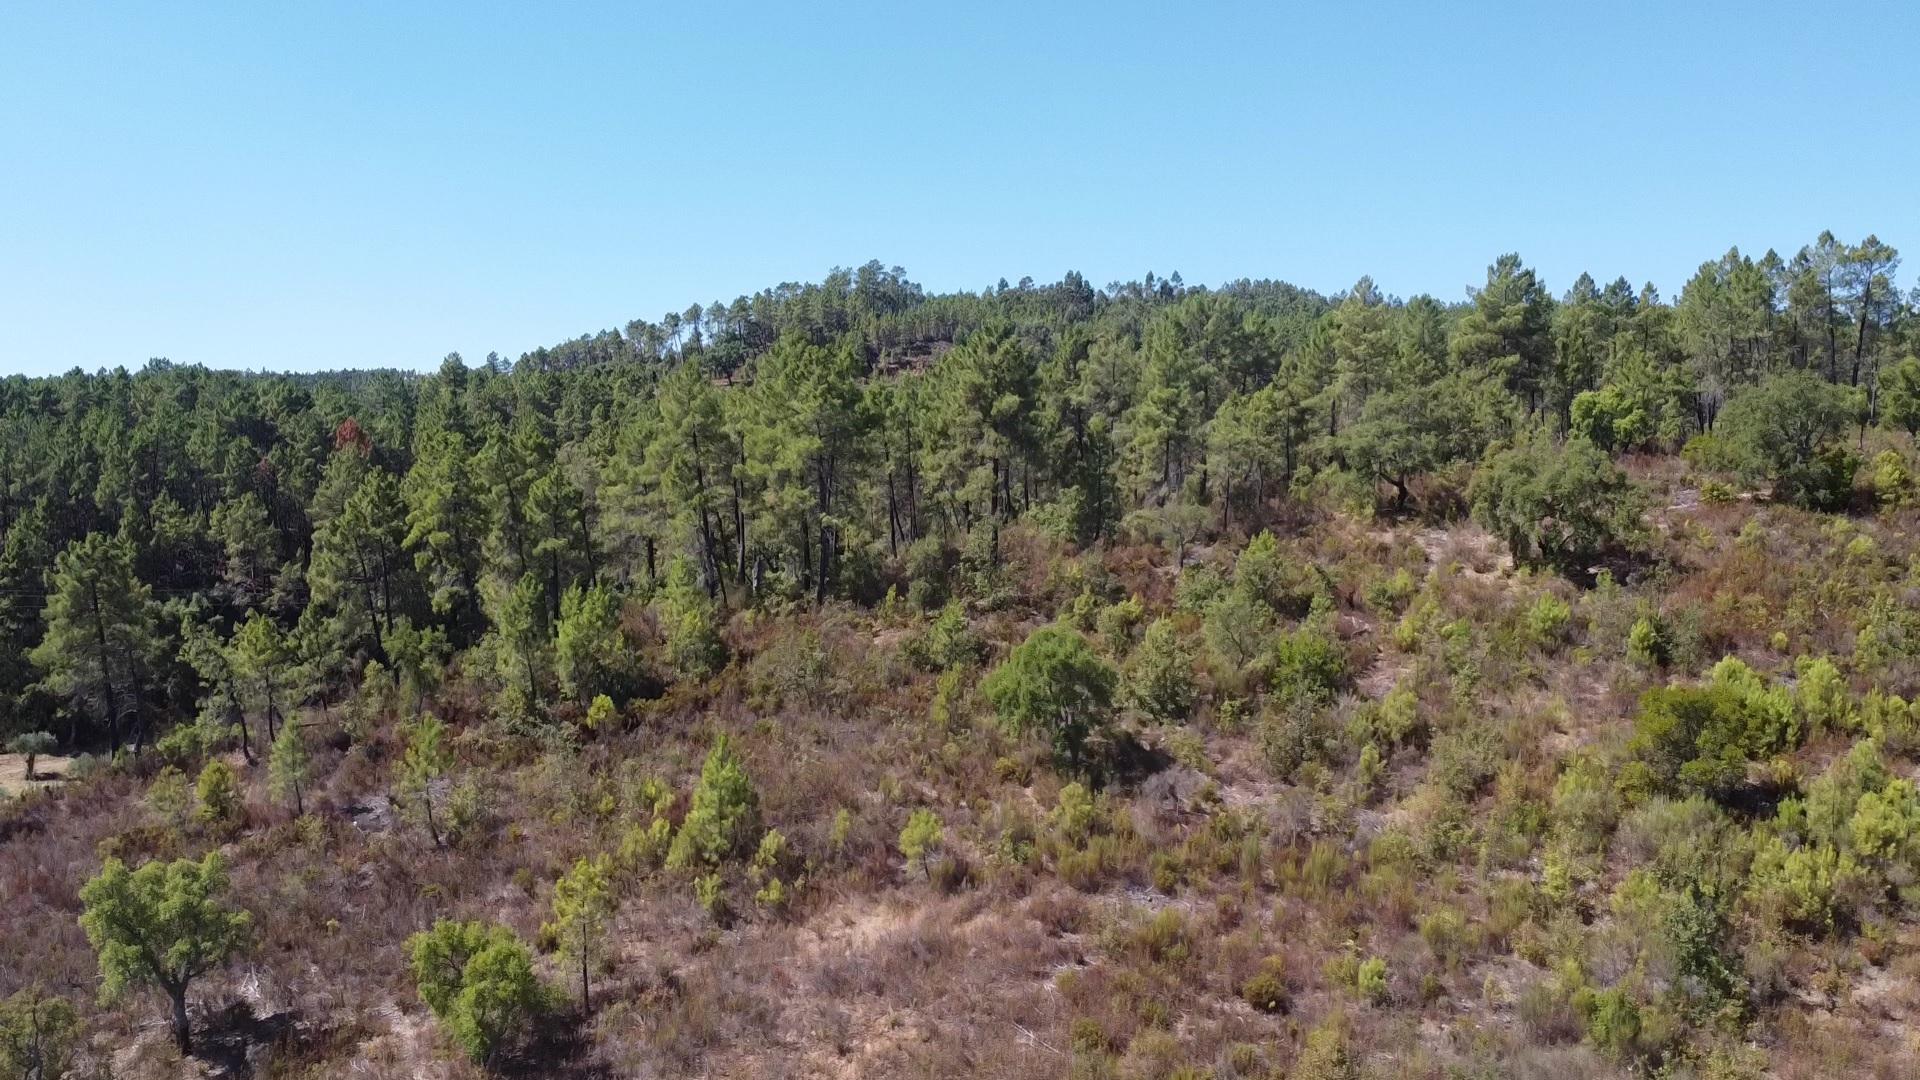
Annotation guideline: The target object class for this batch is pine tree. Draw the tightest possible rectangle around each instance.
[554,582,626,704]
[398,713,453,847]
[543,855,613,1010]
[231,612,289,744]
[268,719,309,816]
[403,428,489,639]
[485,572,550,720]
[30,533,157,755]
[309,468,411,655]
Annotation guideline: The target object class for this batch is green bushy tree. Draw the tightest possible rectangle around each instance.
[0,986,78,1080]
[982,626,1117,771]
[407,919,547,1065]
[78,853,252,1052]
[1716,371,1861,510]
[5,731,54,782]
[1469,435,1645,581]
[1126,617,1197,723]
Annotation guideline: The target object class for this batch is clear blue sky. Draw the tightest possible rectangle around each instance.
[3,1,1916,376]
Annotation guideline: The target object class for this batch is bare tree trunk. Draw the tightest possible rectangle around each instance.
[168,984,192,1054]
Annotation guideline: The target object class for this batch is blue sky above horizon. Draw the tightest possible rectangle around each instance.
[3,2,1916,376]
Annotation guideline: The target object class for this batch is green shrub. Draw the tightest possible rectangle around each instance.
[899,808,944,876]
[406,919,548,1065]
[583,693,618,732]
[1257,695,1337,782]
[194,760,242,829]
[1578,986,1641,1059]
[1239,957,1290,1013]
[1428,722,1501,799]
[618,816,674,873]
[1849,778,1920,867]
[1234,530,1307,612]
[1748,837,1859,931]
[1270,617,1348,705]
[1524,593,1573,648]
[1871,449,1916,508]
[1127,618,1198,724]
[1293,1020,1358,1080]
[1051,782,1098,845]
[154,719,230,768]
[694,873,727,921]
[1419,907,1471,967]
[908,602,985,671]
[1098,594,1147,643]
[1793,656,1852,733]
[903,537,953,611]
[1355,955,1389,1003]
[982,626,1118,771]
[1626,616,1665,668]
[1628,685,1776,801]
[1552,755,1620,851]
[1203,589,1275,682]
[1353,684,1422,749]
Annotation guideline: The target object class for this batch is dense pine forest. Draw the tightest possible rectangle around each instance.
[5,232,1920,1079]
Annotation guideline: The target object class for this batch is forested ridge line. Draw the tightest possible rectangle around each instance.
[1,235,1911,756]
[3,232,1920,1076]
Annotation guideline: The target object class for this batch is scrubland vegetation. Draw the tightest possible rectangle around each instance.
[4,235,1920,1077]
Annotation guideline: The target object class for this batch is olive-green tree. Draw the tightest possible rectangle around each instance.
[77,853,252,1053]
[406,919,547,1065]
[982,626,1118,771]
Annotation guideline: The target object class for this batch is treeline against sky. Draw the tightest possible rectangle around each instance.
[0,232,1912,753]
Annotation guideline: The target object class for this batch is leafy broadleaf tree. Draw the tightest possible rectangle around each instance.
[5,731,55,782]
[1469,435,1646,581]
[0,985,78,1080]
[77,853,252,1053]
[982,626,1118,771]
[1716,370,1862,509]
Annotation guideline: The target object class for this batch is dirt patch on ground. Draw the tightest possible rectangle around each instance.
[0,752,73,799]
